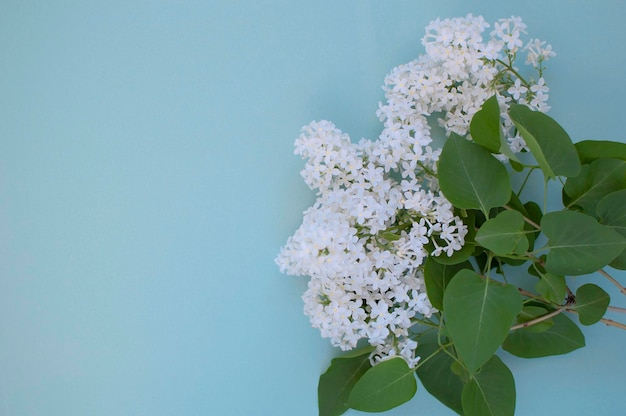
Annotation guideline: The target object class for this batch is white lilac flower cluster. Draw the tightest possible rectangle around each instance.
[378,14,555,154]
[276,15,555,367]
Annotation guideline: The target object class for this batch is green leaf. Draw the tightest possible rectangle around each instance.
[438,134,511,216]
[575,140,626,164]
[503,313,585,357]
[461,355,515,416]
[346,357,417,412]
[318,347,373,416]
[470,95,521,162]
[443,270,523,374]
[597,189,626,269]
[610,258,626,271]
[575,284,610,325]
[535,273,566,304]
[542,211,626,275]
[424,257,473,311]
[510,159,524,171]
[598,189,626,235]
[475,210,529,255]
[450,360,470,384]
[470,95,502,154]
[415,336,464,415]
[610,252,626,270]
[563,158,626,215]
[509,104,581,179]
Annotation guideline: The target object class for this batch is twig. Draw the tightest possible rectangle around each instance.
[600,318,626,330]
[511,308,564,330]
[517,287,536,299]
[607,305,626,314]
[599,268,626,296]
[568,308,626,329]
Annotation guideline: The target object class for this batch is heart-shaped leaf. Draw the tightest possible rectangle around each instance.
[438,134,511,216]
[542,211,626,275]
[575,284,610,325]
[475,210,529,255]
[443,270,522,374]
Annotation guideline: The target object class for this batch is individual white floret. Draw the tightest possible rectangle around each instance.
[525,38,556,67]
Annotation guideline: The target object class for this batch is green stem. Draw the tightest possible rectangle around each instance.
[411,317,439,328]
[483,253,494,276]
[516,167,537,197]
[416,160,436,177]
[412,342,453,371]
[495,58,532,88]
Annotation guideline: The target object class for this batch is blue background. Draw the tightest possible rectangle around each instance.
[1,1,625,415]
